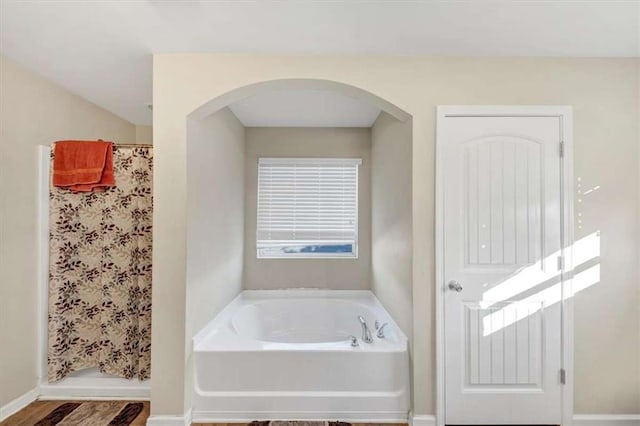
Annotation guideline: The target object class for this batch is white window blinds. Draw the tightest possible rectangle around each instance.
[256,157,361,258]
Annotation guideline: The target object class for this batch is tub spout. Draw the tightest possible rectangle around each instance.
[358,316,373,343]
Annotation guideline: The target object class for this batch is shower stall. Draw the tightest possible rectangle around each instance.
[36,144,152,399]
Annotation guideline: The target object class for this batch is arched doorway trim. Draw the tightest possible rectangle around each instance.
[187,78,412,122]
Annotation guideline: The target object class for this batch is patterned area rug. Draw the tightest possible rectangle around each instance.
[2,401,146,426]
[250,422,353,426]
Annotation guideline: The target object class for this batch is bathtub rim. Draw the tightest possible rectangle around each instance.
[193,289,409,352]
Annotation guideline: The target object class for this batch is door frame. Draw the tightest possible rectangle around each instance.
[435,106,574,426]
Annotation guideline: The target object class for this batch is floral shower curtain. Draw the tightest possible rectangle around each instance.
[48,145,153,381]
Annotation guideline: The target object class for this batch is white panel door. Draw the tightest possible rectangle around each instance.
[440,112,565,424]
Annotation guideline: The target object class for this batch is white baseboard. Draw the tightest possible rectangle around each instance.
[0,387,39,421]
[573,415,640,426]
[146,410,191,426]
[405,414,640,426]
[410,414,437,426]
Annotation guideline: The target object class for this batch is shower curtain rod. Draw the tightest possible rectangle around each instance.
[112,143,153,148]
[51,142,153,148]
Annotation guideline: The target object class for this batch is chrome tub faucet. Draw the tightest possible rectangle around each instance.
[358,315,373,343]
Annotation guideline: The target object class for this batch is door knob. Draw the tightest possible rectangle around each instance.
[448,280,463,292]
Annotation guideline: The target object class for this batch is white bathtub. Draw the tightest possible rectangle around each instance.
[192,290,410,422]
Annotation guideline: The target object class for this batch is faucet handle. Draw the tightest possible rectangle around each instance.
[376,322,389,338]
[348,335,359,347]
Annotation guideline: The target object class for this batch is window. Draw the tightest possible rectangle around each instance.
[256,157,361,258]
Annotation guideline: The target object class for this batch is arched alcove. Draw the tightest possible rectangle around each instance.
[183,77,415,419]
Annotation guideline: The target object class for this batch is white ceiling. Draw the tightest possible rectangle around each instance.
[1,1,638,126]
[229,89,381,128]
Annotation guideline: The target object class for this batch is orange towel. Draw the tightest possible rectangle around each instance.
[52,141,115,192]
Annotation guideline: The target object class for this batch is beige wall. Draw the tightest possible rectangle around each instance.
[244,127,372,290]
[371,112,413,338]
[152,55,640,417]
[570,61,639,412]
[0,55,135,407]
[184,107,245,411]
[135,125,153,144]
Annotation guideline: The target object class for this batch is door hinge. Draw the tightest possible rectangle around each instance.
[559,141,565,157]
[557,255,565,271]
[560,368,567,385]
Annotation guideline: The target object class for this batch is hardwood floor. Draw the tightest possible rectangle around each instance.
[1,401,407,426]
